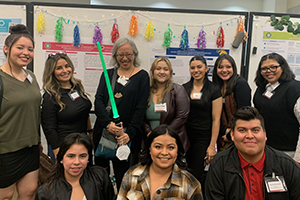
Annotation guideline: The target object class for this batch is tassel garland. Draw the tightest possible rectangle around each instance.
[111,22,119,43]
[180,26,189,50]
[93,25,103,45]
[235,18,248,42]
[196,28,206,50]
[55,17,65,43]
[37,11,45,34]
[128,15,138,36]
[73,25,80,47]
[216,25,224,48]
[144,21,154,40]
[162,24,173,49]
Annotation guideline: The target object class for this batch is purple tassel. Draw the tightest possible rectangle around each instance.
[180,26,189,50]
[196,28,206,50]
[73,25,80,47]
[93,25,103,45]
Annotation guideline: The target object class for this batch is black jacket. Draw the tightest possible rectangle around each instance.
[205,145,300,200]
[36,166,114,200]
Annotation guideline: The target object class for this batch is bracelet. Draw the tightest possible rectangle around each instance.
[87,129,93,133]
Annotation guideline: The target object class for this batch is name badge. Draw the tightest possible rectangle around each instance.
[26,73,33,84]
[155,103,167,112]
[117,76,128,86]
[264,173,287,193]
[263,90,274,99]
[192,92,202,100]
[69,90,80,101]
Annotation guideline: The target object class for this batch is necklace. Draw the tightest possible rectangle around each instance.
[120,66,135,80]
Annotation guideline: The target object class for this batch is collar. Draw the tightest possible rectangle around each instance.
[238,151,265,172]
[265,81,280,92]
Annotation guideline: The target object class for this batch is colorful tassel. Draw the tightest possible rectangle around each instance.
[37,11,45,34]
[235,18,248,42]
[111,21,119,43]
[196,27,206,50]
[93,25,103,45]
[180,26,189,50]
[144,21,154,40]
[73,25,80,47]
[216,25,225,48]
[162,24,173,49]
[55,17,65,43]
[128,14,138,36]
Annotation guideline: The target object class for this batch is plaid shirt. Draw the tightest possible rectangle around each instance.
[117,164,203,200]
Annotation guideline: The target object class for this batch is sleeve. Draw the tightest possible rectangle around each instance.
[125,71,150,140]
[141,119,152,140]
[234,77,252,109]
[293,98,300,162]
[35,185,48,200]
[117,170,131,200]
[205,162,225,200]
[168,85,190,131]
[189,187,203,200]
[98,168,115,200]
[41,92,60,149]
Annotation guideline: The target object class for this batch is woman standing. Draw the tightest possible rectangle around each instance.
[212,54,251,150]
[182,55,222,189]
[36,133,113,200]
[42,53,92,160]
[254,52,300,160]
[94,37,150,189]
[118,124,203,200]
[143,57,190,151]
[0,24,41,199]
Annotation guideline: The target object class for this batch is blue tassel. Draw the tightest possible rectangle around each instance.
[73,25,80,47]
[180,27,189,50]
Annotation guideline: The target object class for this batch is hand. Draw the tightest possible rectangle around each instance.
[107,122,123,136]
[116,133,130,146]
[53,147,60,160]
[39,144,43,154]
[147,131,152,137]
[205,146,216,165]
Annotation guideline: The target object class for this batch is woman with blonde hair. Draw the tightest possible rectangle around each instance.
[41,52,92,160]
[143,57,190,151]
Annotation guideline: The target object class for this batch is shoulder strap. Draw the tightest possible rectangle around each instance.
[107,68,117,108]
[0,74,3,113]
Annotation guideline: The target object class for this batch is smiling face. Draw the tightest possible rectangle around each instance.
[152,61,171,84]
[150,134,178,171]
[189,60,208,81]
[62,144,89,180]
[4,36,34,68]
[260,59,283,84]
[217,59,234,81]
[54,58,72,86]
[231,119,267,163]
[116,43,135,70]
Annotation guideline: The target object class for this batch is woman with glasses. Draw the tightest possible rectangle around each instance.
[212,54,251,151]
[42,52,92,161]
[142,57,190,151]
[254,52,300,162]
[94,37,150,189]
[0,24,40,199]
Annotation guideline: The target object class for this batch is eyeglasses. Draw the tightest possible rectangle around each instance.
[47,52,67,59]
[116,53,134,59]
[260,65,280,73]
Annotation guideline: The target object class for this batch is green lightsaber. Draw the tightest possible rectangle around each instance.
[96,42,120,119]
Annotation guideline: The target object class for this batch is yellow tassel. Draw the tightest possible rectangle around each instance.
[37,11,45,34]
[144,21,154,40]
[128,15,138,36]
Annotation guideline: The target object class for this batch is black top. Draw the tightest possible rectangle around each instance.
[94,68,150,152]
[232,76,251,109]
[254,79,300,151]
[41,88,92,149]
[183,78,221,131]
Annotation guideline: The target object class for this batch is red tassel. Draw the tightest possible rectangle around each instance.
[111,22,119,43]
[216,26,224,48]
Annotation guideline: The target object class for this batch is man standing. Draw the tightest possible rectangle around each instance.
[205,106,300,200]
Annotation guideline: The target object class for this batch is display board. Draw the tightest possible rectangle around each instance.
[31,3,248,105]
[0,2,27,66]
[247,12,300,95]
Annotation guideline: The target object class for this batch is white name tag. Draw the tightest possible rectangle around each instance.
[155,103,167,112]
[264,175,287,193]
[26,73,33,84]
[69,90,80,101]
[192,92,202,100]
[117,76,128,86]
[263,90,274,99]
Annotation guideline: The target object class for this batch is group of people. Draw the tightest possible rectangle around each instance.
[0,24,300,200]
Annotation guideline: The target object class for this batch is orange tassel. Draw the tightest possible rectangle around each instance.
[128,15,138,36]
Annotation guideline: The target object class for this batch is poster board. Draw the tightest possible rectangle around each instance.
[32,3,248,106]
[247,12,300,95]
[0,2,27,66]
